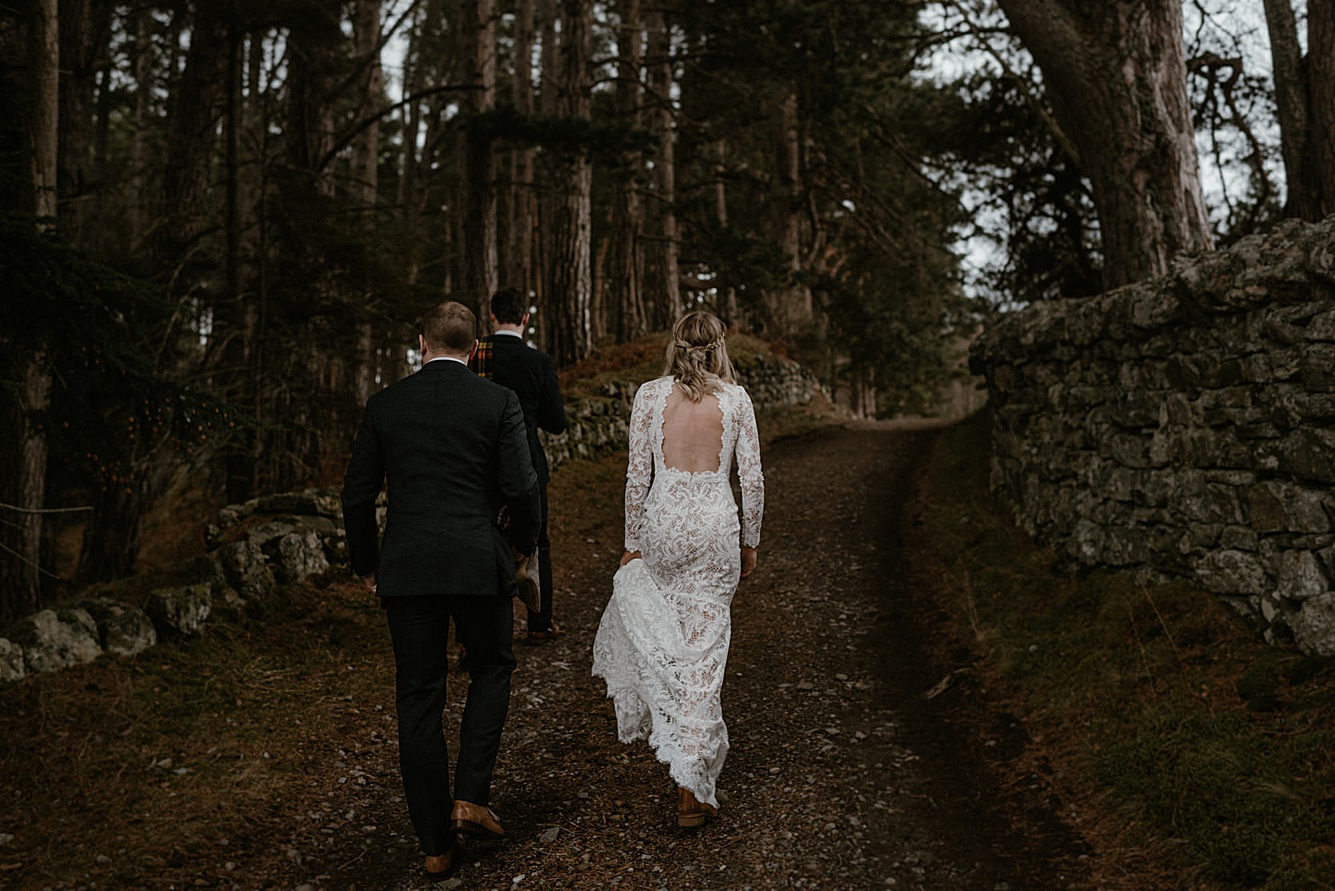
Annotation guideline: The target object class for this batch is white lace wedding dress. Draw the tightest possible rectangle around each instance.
[592,376,764,808]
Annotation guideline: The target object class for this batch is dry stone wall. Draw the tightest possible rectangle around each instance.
[542,352,828,469]
[973,217,1335,655]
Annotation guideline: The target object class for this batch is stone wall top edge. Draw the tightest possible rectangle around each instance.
[975,216,1335,362]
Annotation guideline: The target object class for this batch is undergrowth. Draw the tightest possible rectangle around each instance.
[917,411,1335,890]
[0,580,392,890]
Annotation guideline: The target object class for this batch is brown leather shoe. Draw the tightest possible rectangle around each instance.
[423,837,460,882]
[677,786,718,828]
[452,799,505,837]
[513,553,540,612]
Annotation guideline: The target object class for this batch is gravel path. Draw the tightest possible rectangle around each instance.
[303,422,1092,891]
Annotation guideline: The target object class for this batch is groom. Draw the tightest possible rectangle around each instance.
[469,287,567,644]
[341,300,540,880]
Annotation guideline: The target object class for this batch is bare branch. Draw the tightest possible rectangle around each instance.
[0,503,93,515]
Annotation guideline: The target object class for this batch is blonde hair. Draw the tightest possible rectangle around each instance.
[663,311,736,402]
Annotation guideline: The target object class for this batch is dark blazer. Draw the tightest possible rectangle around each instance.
[341,358,540,598]
[470,334,567,485]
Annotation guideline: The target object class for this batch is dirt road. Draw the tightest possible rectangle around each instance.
[312,422,1090,890]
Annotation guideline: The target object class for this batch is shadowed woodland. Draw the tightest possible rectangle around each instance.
[2,0,1334,634]
[6,3,1335,890]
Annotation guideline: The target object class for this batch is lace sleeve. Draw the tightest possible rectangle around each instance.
[734,386,764,548]
[624,383,655,551]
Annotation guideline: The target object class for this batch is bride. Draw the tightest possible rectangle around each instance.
[592,310,764,828]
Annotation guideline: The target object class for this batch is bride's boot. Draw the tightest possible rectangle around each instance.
[677,786,718,828]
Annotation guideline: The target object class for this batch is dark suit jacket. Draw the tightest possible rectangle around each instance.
[341,359,540,598]
[470,334,567,486]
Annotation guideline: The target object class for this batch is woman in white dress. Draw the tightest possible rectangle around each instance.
[592,310,764,828]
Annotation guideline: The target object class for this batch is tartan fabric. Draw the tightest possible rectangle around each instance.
[470,337,495,380]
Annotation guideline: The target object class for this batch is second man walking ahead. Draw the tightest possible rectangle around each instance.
[470,287,568,644]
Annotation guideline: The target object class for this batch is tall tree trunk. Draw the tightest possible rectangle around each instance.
[221,4,253,503]
[225,7,242,333]
[351,0,383,213]
[158,2,229,266]
[506,0,537,299]
[461,0,498,318]
[714,138,738,325]
[76,477,150,584]
[0,354,53,621]
[996,0,1213,289]
[285,13,338,195]
[533,0,560,349]
[766,89,812,335]
[57,0,97,244]
[399,0,438,287]
[128,7,154,243]
[1309,1,1335,218]
[352,0,382,405]
[609,0,647,342]
[541,0,594,364]
[643,5,681,330]
[28,0,58,221]
[2,0,59,621]
[1262,0,1317,220]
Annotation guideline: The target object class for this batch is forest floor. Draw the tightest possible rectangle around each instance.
[0,416,1188,891]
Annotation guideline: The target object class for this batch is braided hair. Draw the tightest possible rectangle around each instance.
[663,310,736,402]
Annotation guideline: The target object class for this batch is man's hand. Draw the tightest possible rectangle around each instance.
[620,549,642,566]
[740,546,758,580]
[362,572,378,593]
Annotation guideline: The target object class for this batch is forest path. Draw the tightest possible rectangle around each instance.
[311,421,1092,891]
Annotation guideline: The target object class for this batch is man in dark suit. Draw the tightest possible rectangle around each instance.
[469,287,568,644]
[342,301,540,881]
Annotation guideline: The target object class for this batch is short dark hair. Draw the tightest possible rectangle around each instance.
[489,287,529,325]
[419,301,477,355]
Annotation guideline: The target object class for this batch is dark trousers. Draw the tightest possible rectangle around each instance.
[383,594,516,855]
[527,484,555,633]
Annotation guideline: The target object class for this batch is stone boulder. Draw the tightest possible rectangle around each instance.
[80,598,158,657]
[205,490,341,549]
[235,515,336,584]
[183,554,247,615]
[0,639,25,682]
[219,540,277,602]
[277,529,330,582]
[1290,592,1335,656]
[7,608,103,673]
[204,500,257,549]
[253,489,341,518]
[245,519,299,548]
[143,585,213,638]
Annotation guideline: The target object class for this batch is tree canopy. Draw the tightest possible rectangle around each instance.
[0,0,1323,617]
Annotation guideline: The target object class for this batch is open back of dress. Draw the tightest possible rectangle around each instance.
[660,390,724,473]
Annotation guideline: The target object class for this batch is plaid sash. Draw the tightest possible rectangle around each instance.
[470,337,495,379]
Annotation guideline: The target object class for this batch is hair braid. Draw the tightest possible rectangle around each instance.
[663,311,735,401]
